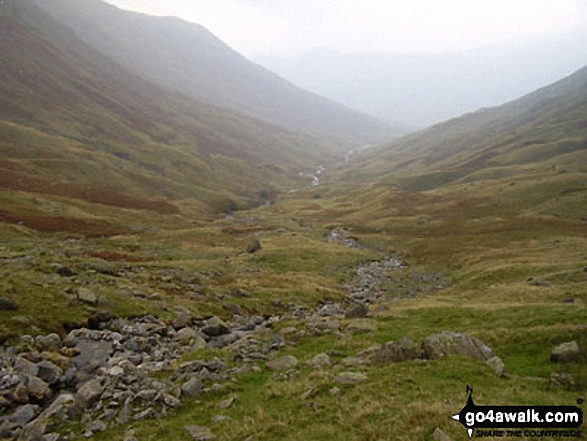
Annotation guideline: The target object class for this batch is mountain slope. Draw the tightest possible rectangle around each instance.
[0,0,345,225]
[37,0,406,144]
[338,65,587,192]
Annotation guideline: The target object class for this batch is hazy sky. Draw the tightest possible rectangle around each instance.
[104,0,587,58]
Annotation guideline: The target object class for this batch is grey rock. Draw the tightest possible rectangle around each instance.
[306,353,331,369]
[36,361,63,385]
[11,316,31,326]
[219,397,235,409]
[85,420,107,433]
[22,394,75,439]
[36,334,62,352]
[184,425,217,440]
[26,376,52,402]
[266,355,298,372]
[329,387,341,396]
[486,356,506,377]
[211,414,231,423]
[201,317,230,337]
[433,427,453,441]
[135,389,157,402]
[223,303,243,316]
[305,319,341,337]
[345,303,368,319]
[300,388,317,400]
[76,379,103,409]
[71,339,112,373]
[13,383,29,404]
[134,407,158,420]
[173,311,191,329]
[181,378,203,398]
[335,372,367,384]
[421,332,493,361]
[10,404,37,426]
[77,288,98,306]
[117,398,133,424]
[163,394,181,408]
[357,338,420,364]
[0,296,18,311]
[15,357,39,377]
[550,341,580,363]
[176,327,197,344]
[339,357,366,367]
[550,373,576,389]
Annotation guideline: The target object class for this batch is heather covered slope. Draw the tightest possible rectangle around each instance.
[0,0,344,219]
[37,0,406,144]
[337,65,587,193]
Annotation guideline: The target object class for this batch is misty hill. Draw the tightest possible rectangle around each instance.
[0,0,349,221]
[258,32,587,128]
[338,65,587,194]
[37,0,407,145]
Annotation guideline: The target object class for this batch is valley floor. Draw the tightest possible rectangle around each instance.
[0,175,585,440]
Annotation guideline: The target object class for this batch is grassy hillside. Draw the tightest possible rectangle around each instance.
[37,0,406,144]
[337,65,587,192]
[0,0,347,226]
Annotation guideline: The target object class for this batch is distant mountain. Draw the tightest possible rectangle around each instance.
[0,0,351,219]
[340,65,587,191]
[258,32,587,128]
[37,0,408,144]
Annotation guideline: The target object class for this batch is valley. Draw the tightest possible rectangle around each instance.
[0,1,585,440]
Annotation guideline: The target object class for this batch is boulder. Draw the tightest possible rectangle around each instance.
[345,303,368,319]
[266,355,298,372]
[306,353,331,369]
[26,376,52,402]
[176,327,198,344]
[421,332,493,361]
[219,397,235,409]
[21,394,75,440]
[550,341,580,363]
[36,361,63,385]
[13,383,29,404]
[77,288,98,306]
[36,334,62,352]
[9,404,37,426]
[550,373,575,389]
[357,338,420,364]
[15,357,39,377]
[335,372,367,384]
[181,378,203,398]
[0,297,18,311]
[184,425,217,441]
[305,319,341,337]
[173,311,191,330]
[486,356,506,377]
[201,317,230,337]
[433,427,453,441]
[70,339,112,373]
[75,379,103,410]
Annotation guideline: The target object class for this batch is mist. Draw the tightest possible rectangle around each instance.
[257,28,587,128]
